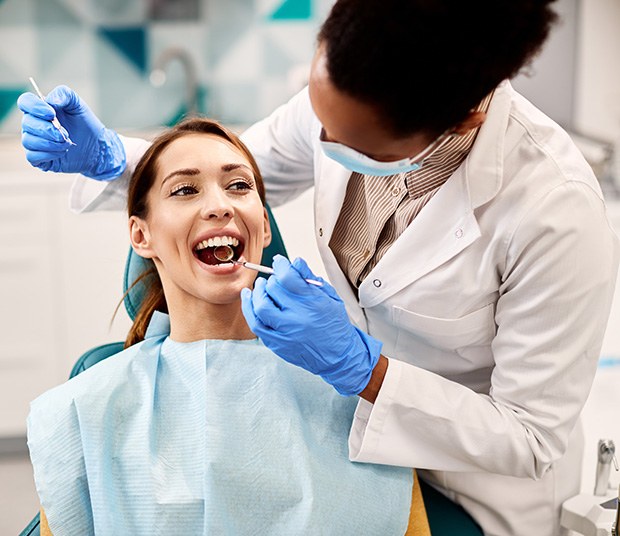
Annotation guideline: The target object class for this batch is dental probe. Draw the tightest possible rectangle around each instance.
[212,245,323,286]
[231,260,324,287]
[28,77,76,146]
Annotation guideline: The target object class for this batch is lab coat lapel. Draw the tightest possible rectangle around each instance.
[358,170,480,309]
[314,156,368,328]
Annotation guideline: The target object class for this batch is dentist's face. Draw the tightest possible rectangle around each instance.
[130,133,271,307]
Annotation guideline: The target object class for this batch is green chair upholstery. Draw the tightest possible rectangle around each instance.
[420,478,483,534]
[20,203,482,536]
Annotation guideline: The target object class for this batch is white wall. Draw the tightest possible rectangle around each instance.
[514,0,620,189]
[512,0,579,129]
[574,0,620,144]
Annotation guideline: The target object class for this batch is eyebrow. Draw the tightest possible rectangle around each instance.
[161,163,253,188]
[221,163,253,174]
[161,168,200,187]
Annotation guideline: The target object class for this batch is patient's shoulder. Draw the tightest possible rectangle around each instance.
[30,339,153,414]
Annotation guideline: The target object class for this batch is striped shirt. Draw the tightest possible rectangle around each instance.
[329,93,493,290]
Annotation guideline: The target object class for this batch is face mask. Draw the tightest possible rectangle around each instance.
[319,130,453,177]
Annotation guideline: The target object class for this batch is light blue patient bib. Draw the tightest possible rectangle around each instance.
[28,312,413,535]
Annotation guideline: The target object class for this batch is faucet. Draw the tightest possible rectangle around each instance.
[150,47,199,116]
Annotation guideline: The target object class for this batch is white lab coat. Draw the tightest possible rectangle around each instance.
[70,81,620,536]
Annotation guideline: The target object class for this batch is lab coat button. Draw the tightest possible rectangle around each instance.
[455,228,464,238]
[319,228,323,237]
[373,279,382,288]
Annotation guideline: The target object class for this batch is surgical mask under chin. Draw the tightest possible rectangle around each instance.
[320,132,451,177]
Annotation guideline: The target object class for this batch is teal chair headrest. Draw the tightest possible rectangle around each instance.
[123,204,288,321]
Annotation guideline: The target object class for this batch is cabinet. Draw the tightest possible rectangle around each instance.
[0,139,131,436]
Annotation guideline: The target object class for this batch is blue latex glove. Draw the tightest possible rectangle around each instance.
[241,256,382,396]
[17,85,126,180]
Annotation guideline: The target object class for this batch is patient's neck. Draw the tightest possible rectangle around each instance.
[167,299,255,342]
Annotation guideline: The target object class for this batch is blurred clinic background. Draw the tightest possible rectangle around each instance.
[1,0,620,534]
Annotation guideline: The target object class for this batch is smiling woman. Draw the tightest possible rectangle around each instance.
[126,121,272,343]
[25,118,427,536]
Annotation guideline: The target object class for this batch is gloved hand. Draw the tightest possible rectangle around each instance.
[241,255,382,396]
[17,85,126,180]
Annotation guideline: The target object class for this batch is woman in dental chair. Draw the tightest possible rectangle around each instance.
[27,117,426,536]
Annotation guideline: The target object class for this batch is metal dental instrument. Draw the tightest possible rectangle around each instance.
[613,484,620,536]
[213,245,323,287]
[595,439,617,496]
[28,77,76,146]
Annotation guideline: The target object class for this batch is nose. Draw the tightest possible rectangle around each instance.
[199,189,234,221]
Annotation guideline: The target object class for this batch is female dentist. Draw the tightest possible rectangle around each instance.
[17,1,620,534]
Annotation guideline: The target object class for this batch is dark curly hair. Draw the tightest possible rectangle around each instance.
[318,0,558,136]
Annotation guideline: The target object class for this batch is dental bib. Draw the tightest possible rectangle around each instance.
[28,312,412,535]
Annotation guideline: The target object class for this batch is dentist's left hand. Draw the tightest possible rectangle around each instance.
[241,255,382,396]
[17,85,126,179]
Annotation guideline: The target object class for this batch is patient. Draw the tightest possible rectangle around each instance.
[27,118,429,535]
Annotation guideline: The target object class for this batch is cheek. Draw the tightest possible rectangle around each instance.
[242,214,268,255]
[147,213,188,249]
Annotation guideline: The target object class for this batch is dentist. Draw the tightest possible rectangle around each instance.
[17,1,620,534]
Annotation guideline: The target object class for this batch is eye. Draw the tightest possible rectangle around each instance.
[228,179,254,192]
[170,183,198,197]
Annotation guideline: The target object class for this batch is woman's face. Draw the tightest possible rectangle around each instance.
[129,133,271,307]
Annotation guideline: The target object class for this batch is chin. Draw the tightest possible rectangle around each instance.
[202,286,247,306]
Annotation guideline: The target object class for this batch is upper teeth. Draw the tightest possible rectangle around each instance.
[195,236,239,250]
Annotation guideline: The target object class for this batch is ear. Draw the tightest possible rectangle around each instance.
[452,110,487,136]
[129,215,156,259]
[262,207,272,249]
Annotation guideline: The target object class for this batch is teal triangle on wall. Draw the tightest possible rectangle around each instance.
[269,0,312,21]
[98,27,147,74]
[0,87,24,123]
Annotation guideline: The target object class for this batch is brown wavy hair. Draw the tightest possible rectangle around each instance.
[124,117,265,348]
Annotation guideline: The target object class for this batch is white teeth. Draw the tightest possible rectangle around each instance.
[195,236,239,251]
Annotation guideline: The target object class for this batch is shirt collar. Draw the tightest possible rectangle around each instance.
[145,311,171,339]
[404,91,495,199]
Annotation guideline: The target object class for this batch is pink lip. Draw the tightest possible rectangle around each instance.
[193,256,242,274]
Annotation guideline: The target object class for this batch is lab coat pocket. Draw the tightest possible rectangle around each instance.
[393,303,496,354]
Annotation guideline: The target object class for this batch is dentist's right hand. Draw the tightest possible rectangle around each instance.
[241,256,382,397]
[17,85,126,180]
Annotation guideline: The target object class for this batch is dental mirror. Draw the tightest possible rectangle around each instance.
[213,245,234,262]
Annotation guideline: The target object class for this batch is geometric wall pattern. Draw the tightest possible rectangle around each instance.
[0,0,332,134]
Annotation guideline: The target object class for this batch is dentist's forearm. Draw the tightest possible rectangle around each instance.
[358,355,388,404]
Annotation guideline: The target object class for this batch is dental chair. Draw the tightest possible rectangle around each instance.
[20,205,482,536]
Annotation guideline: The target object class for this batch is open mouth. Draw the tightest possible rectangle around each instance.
[193,235,244,266]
